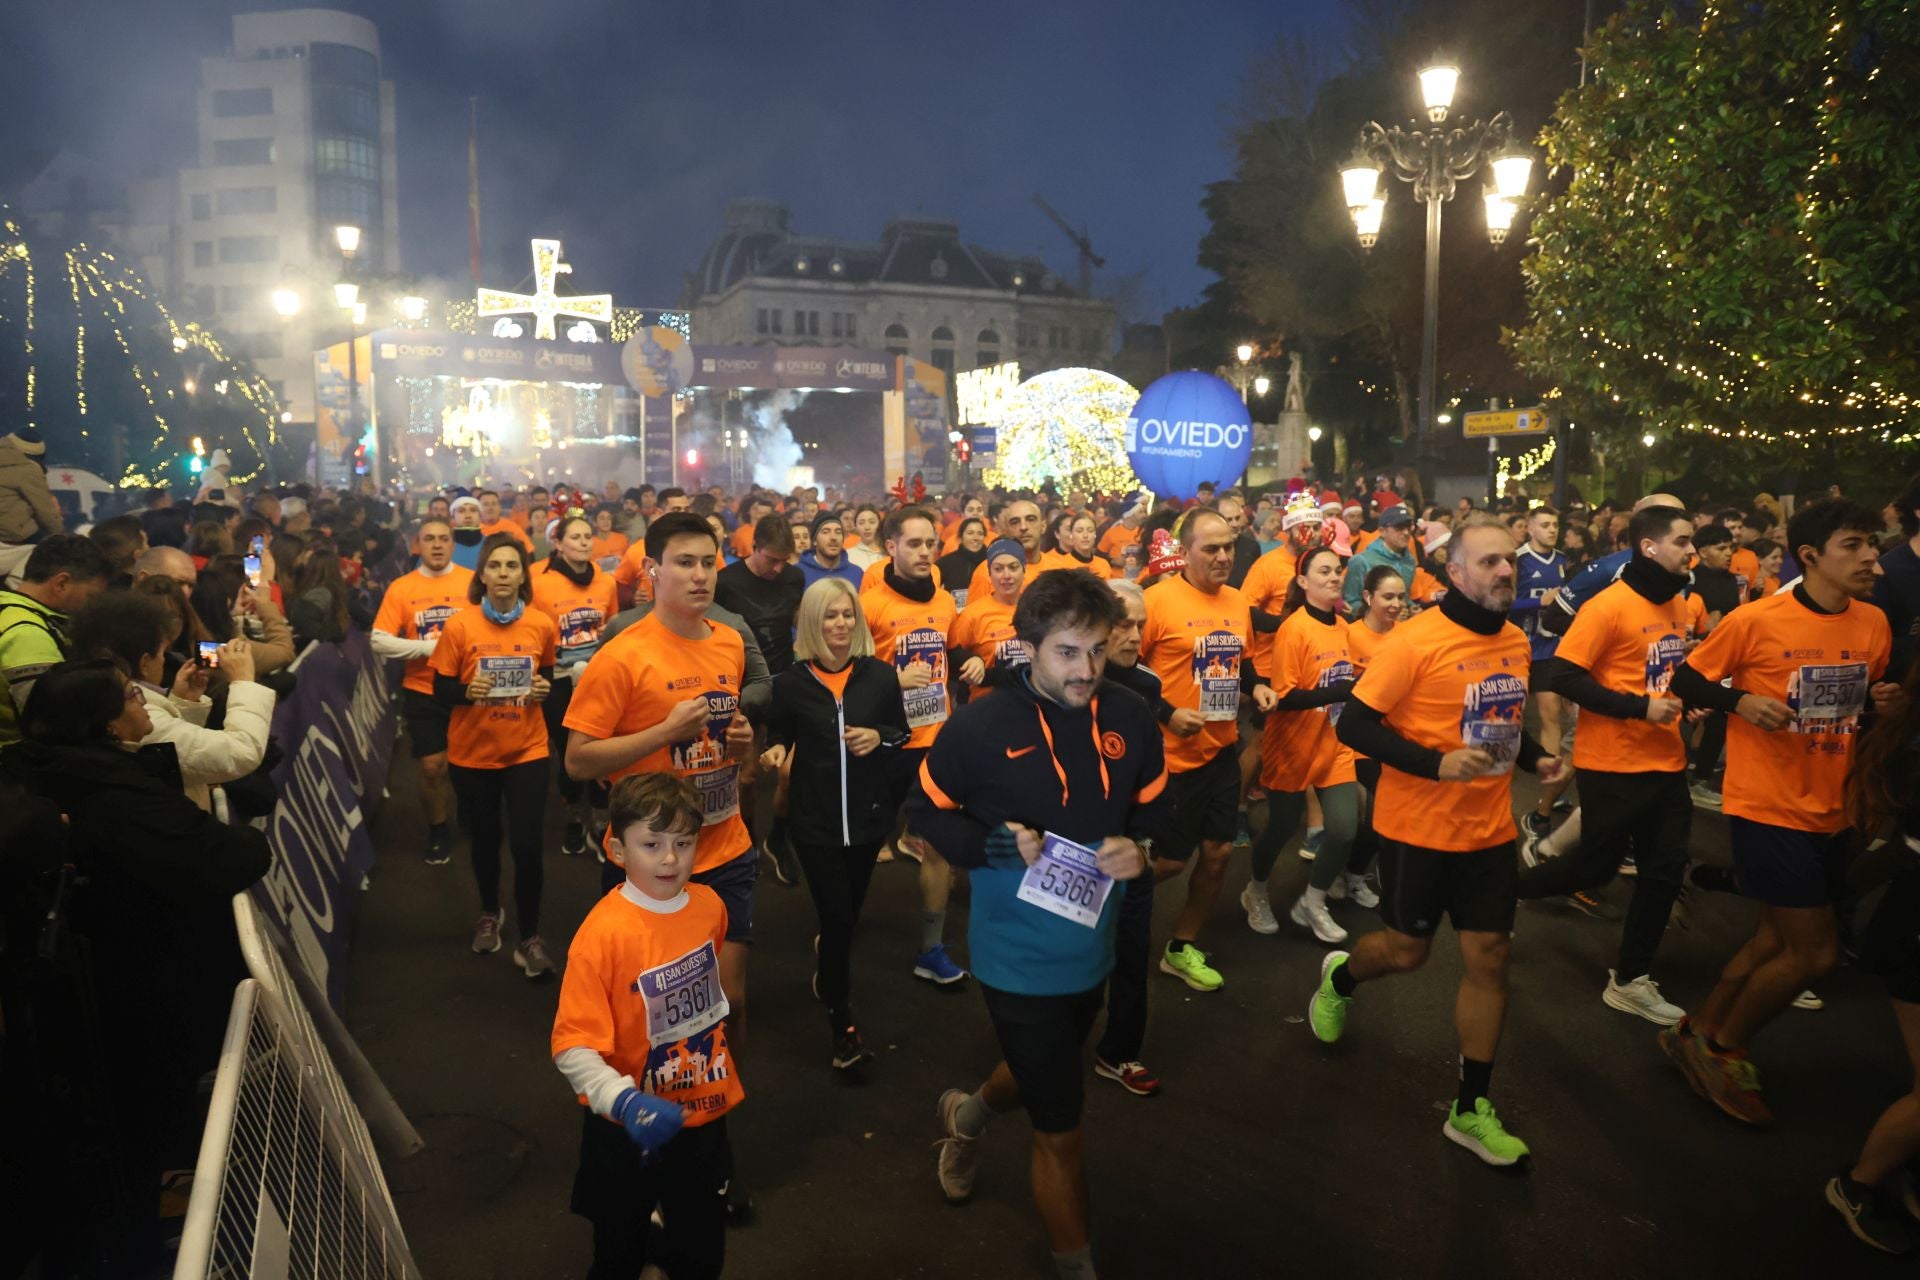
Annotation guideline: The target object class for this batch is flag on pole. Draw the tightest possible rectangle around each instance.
[468,97,481,286]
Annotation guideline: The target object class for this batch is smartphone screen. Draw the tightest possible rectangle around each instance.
[244,554,263,587]
[197,640,222,668]
[250,535,265,557]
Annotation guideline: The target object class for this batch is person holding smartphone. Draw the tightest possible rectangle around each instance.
[429,533,560,978]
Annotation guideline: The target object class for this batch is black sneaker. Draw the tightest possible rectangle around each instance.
[768,840,801,888]
[424,833,450,866]
[721,1178,754,1225]
[561,818,587,857]
[1522,810,1552,840]
[1562,891,1620,921]
[1826,1171,1915,1255]
[832,1023,870,1071]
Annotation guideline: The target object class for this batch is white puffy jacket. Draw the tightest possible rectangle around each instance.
[136,679,277,811]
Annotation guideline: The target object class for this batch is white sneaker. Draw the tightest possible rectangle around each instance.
[1601,970,1685,1026]
[1290,895,1349,944]
[934,1089,978,1203]
[1240,882,1280,935]
[1792,989,1825,1011]
[1343,873,1380,908]
[1520,829,1551,869]
[1326,875,1347,901]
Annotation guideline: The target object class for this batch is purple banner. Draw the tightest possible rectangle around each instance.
[689,345,896,391]
[248,629,400,1010]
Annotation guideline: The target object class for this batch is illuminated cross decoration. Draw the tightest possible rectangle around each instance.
[476,238,613,341]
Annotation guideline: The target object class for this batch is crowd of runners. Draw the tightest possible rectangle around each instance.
[349,469,1920,1276]
[8,457,1920,1277]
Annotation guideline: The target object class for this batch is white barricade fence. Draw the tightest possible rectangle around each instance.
[173,979,423,1280]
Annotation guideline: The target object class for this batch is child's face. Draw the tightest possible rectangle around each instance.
[609,820,699,900]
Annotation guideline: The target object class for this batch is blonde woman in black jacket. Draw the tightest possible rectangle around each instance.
[760,577,910,1072]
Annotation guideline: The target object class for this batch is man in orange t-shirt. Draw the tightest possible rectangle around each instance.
[1311,520,1567,1169]
[861,505,968,985]
[476,488,533,553]
[564,513,758,1039]
[612,538,655,606]
[1140,509,1274,994]
[370,517,473,863]
[1663,498,1896,1125]
[1515,505,1698,1027]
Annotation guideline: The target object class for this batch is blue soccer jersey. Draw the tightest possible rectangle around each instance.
[1512,546,1569,658]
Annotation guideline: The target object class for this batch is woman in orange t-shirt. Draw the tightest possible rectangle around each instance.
[532,516,621,856]
[1247,547,1365,943]
[1038,513,1114,579]
[590,505,630,570]
[1345,563,1407,896]
[429,532,561,978]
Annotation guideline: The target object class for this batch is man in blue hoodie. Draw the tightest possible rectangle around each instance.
[912,569,1167,1280]
[796,510,863,592]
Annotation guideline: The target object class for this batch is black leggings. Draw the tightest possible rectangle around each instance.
[451,758,549,937]
[794,838,883,1017]
[541,677,584,805]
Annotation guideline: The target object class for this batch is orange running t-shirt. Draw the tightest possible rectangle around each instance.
[1683,589,1890,832]
[810,661,853,701]
[613,541,654,603]
[427,606,559,769]
[1037,549,1114,580]
[1098,522,1138,565]
[1238,545,1299,678]
[591,532,630,569]
[530,564,620,662]
[966,556,1042,605]
[564,612,751,872]
[1410,567,1448,606]
[1141,575,1251,772]
[551,882,743,1126]
[372,565,475,694]
[949,593,1030,687]
[1729,548,1762,602]
[729,523,756,561]
[1259,608,1358,792]
[862,577,958,749]
[1346,619,1394,675]
[479,519,533,553]
[1351,529,1378,556]
[1351,606,1532,852]
[1553,579,1692,774]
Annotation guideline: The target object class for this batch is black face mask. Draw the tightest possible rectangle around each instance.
[453,528,483,546]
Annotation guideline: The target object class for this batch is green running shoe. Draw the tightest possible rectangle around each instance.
[1444,1097,1532,1168]
[1308,951,1352,1043]
[1158,942,1224,991]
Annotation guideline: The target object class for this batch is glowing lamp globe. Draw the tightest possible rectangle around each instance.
[986,367,1140,494]
[1124,370,1254,501]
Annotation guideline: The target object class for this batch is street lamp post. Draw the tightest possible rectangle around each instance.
[1339,60,1534,494]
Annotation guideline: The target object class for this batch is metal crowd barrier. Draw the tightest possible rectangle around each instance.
[172,979,422,1279]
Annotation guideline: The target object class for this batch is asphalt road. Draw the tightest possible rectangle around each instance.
[345,748,1916,1279]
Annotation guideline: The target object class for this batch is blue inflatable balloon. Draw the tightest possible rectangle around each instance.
[1123,371,1253,501]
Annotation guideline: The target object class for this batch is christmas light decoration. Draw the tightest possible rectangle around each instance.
[477,238,613,341]
[1494,436,1556,499]
[983,367,1141,494]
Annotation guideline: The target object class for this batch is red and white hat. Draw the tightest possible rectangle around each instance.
[1281,493,1324,532]
[1146,528,1185,577]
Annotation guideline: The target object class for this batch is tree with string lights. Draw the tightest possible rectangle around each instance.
[1510,0,1919,481]
[0,218,282,488]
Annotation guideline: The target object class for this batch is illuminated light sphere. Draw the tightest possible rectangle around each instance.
[985,367,1139,495]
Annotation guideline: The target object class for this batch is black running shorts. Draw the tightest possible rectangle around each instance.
[1155,746,1240,863]
[1376,838,1518,937]
[401,687,450,760]
[979,983,1103,1134]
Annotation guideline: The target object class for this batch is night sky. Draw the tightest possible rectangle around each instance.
[3,0,1348,321]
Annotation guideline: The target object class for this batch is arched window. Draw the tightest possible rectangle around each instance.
[930,325,956,374]
[884,322,910,356]
[976,328,1001,367]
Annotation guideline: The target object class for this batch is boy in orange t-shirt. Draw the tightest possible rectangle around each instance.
[553,772,741,1278]
[1662,499,1895,1125]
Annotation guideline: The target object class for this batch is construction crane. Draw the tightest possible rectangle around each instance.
[1032,194,1105,295]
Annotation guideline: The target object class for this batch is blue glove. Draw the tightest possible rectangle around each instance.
[611,1087,684,1158]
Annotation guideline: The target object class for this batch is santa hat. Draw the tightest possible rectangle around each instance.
[1146,528,1184,577]
[1326,517,1354,558]
[1424,525,1452,557]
